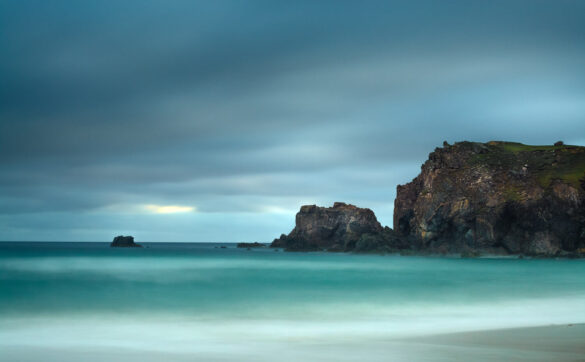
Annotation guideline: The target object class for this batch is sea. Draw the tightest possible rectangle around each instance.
[1,242,584,361]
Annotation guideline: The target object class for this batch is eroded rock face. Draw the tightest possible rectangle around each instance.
[271,202,405,252]
[394,141,585,256]
[110,235,142,248]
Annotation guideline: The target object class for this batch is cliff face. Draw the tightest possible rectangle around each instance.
[271,202,404,252]
[394,141,585,256]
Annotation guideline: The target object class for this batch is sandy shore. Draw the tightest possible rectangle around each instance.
[1,324,583,362]
[398,323,585,361]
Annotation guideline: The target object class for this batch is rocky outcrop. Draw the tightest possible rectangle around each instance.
[270,202,407,252]
[110,235,142,248]
[267,141,585,257]
[394,141,585,256]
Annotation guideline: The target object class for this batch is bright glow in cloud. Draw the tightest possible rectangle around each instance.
[259,206,296,214]
[144,204,196,214]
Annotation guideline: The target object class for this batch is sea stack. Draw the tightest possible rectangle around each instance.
[110,235,142,248]
[394,141,585,256]
[271,202,405,252]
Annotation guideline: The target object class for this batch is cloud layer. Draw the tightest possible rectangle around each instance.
[1,0,584,241]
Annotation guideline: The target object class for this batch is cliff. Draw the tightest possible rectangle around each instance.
[394,141,585,256]
[271,202,406,252]
[110,235,142,248]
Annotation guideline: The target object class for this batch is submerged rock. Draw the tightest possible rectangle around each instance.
[110,235,142,248]
[394,141,585,256]
[236,242,266,248]
[270,202,407,252]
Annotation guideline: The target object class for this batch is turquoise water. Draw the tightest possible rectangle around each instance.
[1,242,584,361]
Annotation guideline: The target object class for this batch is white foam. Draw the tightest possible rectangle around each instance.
[1,295,583,351]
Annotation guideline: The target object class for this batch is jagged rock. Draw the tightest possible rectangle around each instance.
[110,235,142,248]
[394,141,585,256]
[236,242,266,248]
[270,202,406,252]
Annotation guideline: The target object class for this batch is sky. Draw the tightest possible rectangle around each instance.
[1,0,584,242]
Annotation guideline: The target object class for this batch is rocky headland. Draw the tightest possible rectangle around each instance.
[270,141,585,256]
[394,141,585,256]
[110,235,142,248]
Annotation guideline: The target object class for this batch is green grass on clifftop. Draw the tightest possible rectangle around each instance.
[471,141,585,189]
[497,141,563,153]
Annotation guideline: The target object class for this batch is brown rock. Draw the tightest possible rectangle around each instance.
[271,202,402,252]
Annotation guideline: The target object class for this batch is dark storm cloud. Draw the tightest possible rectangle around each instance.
[1,0,584,241]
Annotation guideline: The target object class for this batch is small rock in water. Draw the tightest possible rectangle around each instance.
[110,235,142,248]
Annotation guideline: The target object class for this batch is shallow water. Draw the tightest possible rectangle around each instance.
[1,242,584,361]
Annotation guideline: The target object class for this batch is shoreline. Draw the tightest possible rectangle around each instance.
[1,323,583,362]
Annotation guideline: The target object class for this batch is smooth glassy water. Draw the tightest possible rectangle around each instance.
[1,242,584,361]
